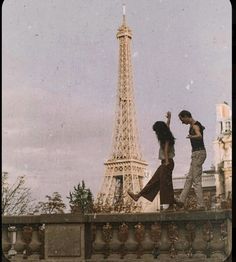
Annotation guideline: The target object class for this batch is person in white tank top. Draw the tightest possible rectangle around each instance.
[128,112,176,211]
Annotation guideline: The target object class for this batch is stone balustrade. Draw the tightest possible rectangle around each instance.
[2,209,231,261]
[2,216,46,261]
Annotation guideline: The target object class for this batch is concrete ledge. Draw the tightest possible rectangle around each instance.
[2,209,231,225]
[87,209,231,223]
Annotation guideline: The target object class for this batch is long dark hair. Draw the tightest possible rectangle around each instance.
[152,121,175,148]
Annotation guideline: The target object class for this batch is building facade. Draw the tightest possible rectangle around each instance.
[213,102,232,199]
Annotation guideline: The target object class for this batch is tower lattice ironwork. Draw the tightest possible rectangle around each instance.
[97,7,148,212]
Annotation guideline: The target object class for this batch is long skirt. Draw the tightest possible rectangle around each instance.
[139,158,174,205]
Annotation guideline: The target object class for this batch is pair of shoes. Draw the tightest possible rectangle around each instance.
[127,190,139,202]
[174,197,184,208]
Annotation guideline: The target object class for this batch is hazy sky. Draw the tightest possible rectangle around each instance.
[2,0,231,205]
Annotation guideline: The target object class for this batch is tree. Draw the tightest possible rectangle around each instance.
[2,172,35,216]
[67,180,94,214]
[34,192,66,214]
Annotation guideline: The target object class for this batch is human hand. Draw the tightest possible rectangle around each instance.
[186,135,191,139]
[166,111,171,119]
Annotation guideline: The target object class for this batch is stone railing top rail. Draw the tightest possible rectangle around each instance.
[2,209,231,225]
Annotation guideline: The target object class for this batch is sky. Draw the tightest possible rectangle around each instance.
[2,0,231,206]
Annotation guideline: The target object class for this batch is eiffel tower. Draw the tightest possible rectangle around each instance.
[97,6,148,212]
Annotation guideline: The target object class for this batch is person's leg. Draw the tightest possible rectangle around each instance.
[160,159,174,205]
[128,164,162,202]
[139,164,162,201]
[179,153,195,203]
[192,150,206,208]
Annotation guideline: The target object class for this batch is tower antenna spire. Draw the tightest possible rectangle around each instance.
[122,4,126,24]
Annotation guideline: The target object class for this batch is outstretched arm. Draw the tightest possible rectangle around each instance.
[166,111,171,128]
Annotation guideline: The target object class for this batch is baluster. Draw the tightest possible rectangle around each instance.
[134,222,145,259]
[167,222,179,258]
[14,226,26,253]
[102,223,113,258]
[29,226,42,254]
[7,226,17,258]
[185,222,196,258]
[22,225,33,259]
[202,221,214,258]
[150,222,161,259]
[117,223,129,259]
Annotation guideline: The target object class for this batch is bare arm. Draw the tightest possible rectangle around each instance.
[186,124,202,139]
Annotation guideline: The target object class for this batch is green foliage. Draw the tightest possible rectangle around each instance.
[34,192,66,214]
[67,180,94,214]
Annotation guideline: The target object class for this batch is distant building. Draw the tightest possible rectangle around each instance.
[213,102,232,198]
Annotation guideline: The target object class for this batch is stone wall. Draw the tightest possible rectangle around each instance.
[2,210,232,261]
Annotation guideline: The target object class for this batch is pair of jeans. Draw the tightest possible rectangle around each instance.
[179,150,207,207]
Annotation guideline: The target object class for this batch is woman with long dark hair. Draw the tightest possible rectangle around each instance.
[128,112,176,211]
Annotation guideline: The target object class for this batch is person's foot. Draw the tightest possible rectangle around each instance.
[127,190,139,201]
[162,204,175,212]
[174,197,184,208]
